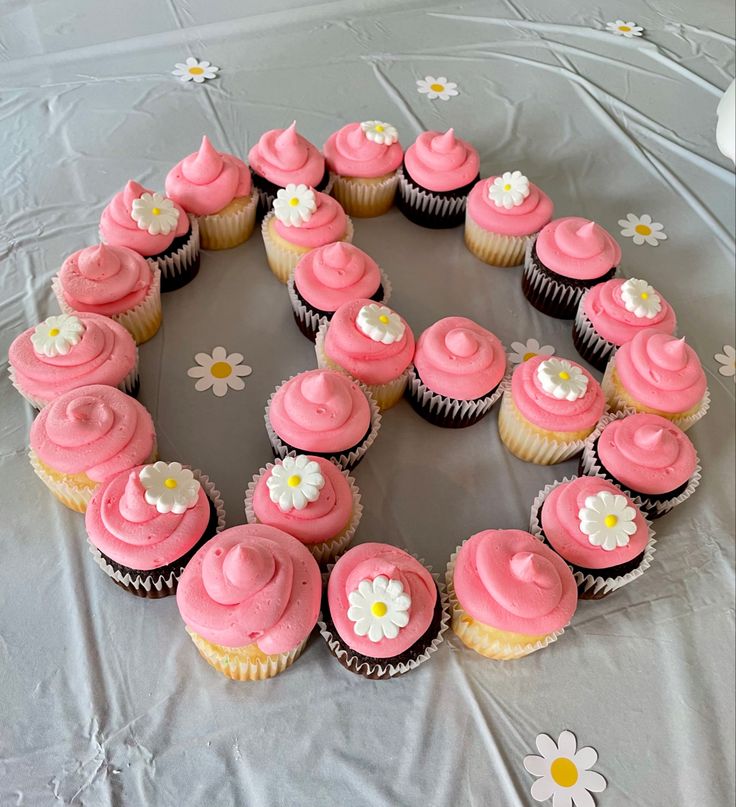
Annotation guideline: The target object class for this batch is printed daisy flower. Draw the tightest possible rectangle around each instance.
[360,120,399,146]
[187,346,253,397]
[267,455,325,512]
[356,303,406,344]
[131,192,180,235]
[537,358,589,401]
[524,731,607,806]
[488,171,530,209]
[715,345,736,380]
[347,576,412,642]
[273,183,317,227]
[579,491,637,551]
[605,20,644,38]
[31,314,85,357]
[172,57,220,83]
[509,339,555,365]
[139,461,200,514]
[618,214,667,246]
[620,278,662,319]
[416,76,459,101]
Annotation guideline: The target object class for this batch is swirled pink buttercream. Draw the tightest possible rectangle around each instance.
[536,217,621,280]
[404,129,480,192]
[272,191,348,247]
[467,178,553,237]
[248,122,325,188]
[323,122,403,178]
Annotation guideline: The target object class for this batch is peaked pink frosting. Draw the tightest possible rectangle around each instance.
[467,177,554,236]
[323,122,403,178]
[536,217,621,280]
[404,129,480,192]
[272,190,348,247]
[248,122,325,188]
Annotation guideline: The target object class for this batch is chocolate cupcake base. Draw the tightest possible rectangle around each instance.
[149,219,201,293]
[396,164,479,229]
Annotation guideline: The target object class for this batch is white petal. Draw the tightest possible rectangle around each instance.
[347,604,365,620]
[391,610,409,628]
[227,375,245,391]
[194,376,214,392]
[226,352,244,365]
[353,617,370,636]
[536,733,559,759]
[571,788,594,807]
[552,792,572,807]
[212,346,227,361]
[392,594,411,611]
[382,621,399,639]
[579,770,606,792]
[185,57,199,66]
[348,590,366,606]
[358,579,373,598]
[367,621,383,642]
[211,379,229,397]
[373,575,388,592]
[523,755,548,776]
[530,776,555,802]
[573,746,597,771]
[291,489,307,510]
[557,730,577,758]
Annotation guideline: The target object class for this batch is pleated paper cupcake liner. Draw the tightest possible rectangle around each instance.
[329,171,399,218]
[147,217,201,291]
[464,212,529,267]
[529,476,657,599]
[198,194,258,250]
[571,298,621,372]
[396,166,468,225]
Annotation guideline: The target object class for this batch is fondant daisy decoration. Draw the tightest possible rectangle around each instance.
[620,278,662,319]
[579,491,637,551]
[605,20,644,38]
[139,461,200,514]
[172,57,220,83]
[31,314,85,357]
[509,339,555,365]
[360,120,399,146]
[416,76,459,101]
[356,303,405,344]
[618,214,667,246]
[267,455,325,512]
[347,576,411,642]
[715,345,736,380]
[537,358,589,401]
[524,731,607,806]
[131,192,180,235]
[489,171,530,209]
[187,346,252,397]
[273,183,316,227]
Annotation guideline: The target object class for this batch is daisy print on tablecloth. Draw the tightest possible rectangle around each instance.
[172,57,220,83]
[187,346,252,397]
[618,214,667,246]
[715,345,736,381]
[605,20,644,38]
[509,338,555,365]
[416,76,459,101]
[524,730,607,806]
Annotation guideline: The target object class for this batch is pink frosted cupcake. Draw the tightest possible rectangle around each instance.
[9,312,139,409]
[86,461,225,598]
[52,244,161,345]
[573,277,677,371]
[530,476,656,600]
[408,316,508,428]
[446,529,578,659]
[261,185,353,283]
[319,543,449,679]
[602,332,709,431]
[498,355,606,464]
[29,384,156,512]
[99,180,200,292]
[245,454,362,565]
[323,120,403,217]
[522,217,621,319]
[165,136,257,250]
[396,129,480,228]
[265,369,381,471]
[177,524,322,680]
[315,298,415,410]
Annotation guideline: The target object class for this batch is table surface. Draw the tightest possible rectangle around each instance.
[1,2,734,805]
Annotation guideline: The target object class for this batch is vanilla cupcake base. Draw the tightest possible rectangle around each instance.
[329,171,399,217]
[464,212,529,267]
[198,194,258,250]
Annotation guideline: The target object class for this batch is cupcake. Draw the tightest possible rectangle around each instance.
[319,543,449,679]
[99,180,200,292]
[408,316,507,428]
[265,369,381,471]
[261,185,353,283]
[573,277,677,371]
[248,121,331,214]
[323,120,403,217]
[602,331,709,431]
[315,299,415,410]
[580,411,701,519]
[165,136,257,250]
[522,217,621,319]
[176,524,322,681]
[29,384,156,512]
[446,529,578,659]
[464,171,554,267]
[530,476,655,600]
[498,355,606,465]
[86,461,225,597]
[245,454,362,565]
[8,312,139,409]
[53,244,162,345]
[287,242,391,342]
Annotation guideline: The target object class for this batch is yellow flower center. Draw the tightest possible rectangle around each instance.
[164,478,178,489]
[188,66,204,75]
[504,184,512,191]
[210,361,232,379]
[604,514,618,528]
[550,758,578,788]
[375,124,384,132]
[559,371,570,381]
[287,475,301,488]
[48,328,60,337]
[152,207,161,216]
[289,197,300,207]
[522,352,537,362]
[430,83,445,92]
[619,25,631,32]
[371,601,388,617]
[640,292,649,300]
[635,223,652,236]
[378,314,390,324]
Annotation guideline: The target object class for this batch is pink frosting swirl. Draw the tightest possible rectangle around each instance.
[165,136,252,216]
[413,317,506,400]
[453,530,577,635]
[404,129,480,192]
[467,177,554,236]
[248,122,325,188]
[613,332,707,414]
[323,122,403,178]
[597,413,697,495]
[324,298,415,386]
[269,369,372,454]
[30,384,155,482]
[272,190,348,247]
[9,313,137,403]
[176,524,322,653]
[86,466,211,569]
[541,477,649,569]
[57,244,153,316]
[99,180,189,257]
[582,279,676,346]
[327,543,437,658]
[536,217,621,280]
[511,355,605,433]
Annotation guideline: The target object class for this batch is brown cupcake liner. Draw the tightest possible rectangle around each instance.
[396,166,468,220]
[198,194,258,250]
[145,216,201,289]
[464,212,530,267]
[329,171,399,217]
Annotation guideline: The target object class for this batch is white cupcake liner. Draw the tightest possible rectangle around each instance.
[256,174,336,215]
[464,211,530,267]
[396,166,468,220]
[329,171,399,217]
[146,216,200,287]
[198,194,258,250]
[529,476,657,598]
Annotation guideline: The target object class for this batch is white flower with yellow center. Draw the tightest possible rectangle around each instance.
[360,120,399,146]
[187,346,253,397]
[356,303,405,344]
[139,461,201,514]
[537,358,588,401]
[31,314,85,357]
[488,171,531,209]
[509,338,555,365]
[416,76,459,101]
[172,57,220,83]
[273,183,317,227]
[524,731,607,806]
[715,345,736,381]
[618,213,667,246]
[131,192,180,235]
[347,576,411,642]
[267,455,325,512]
[578,491,637,551]
[605,20,644,38]
[620,278,662,318]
